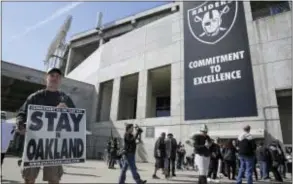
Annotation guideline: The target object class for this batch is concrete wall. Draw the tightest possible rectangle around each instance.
[66,2,292,161]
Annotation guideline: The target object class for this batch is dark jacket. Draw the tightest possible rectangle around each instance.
[237,132,256,157]
[16,89,75,129]
[269,143,283,164]
[210,143,222,160]
[192,134,211,157]
[154,137,165,158]
[223,146,237,161]
[256,145,270,162]
[165,137,177,159]
[124,133,139,154]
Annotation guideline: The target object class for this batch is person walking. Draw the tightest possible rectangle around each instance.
[109,138,119,169]
[223,140,237,180]
[268,140,283,182]
[152,132,166,179]
[207,139,221,183]
[118,124,146,184]
[15,68,75,184]
[192,124,212,184]
[256,142,270,180]
[236,125,257,184]
[176,144,186,170]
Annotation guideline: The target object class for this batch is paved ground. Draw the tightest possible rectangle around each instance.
[1,157,292,183]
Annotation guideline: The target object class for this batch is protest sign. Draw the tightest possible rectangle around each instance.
[22,105,86,168]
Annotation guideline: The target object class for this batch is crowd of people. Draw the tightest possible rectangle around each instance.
[105,124,292,184]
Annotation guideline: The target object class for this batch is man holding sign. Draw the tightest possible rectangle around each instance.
[16,68,76,184]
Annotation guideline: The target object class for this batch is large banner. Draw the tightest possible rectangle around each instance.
[183,1,257,120]
[22,105,86,168]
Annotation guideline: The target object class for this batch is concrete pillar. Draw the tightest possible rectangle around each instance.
[65,48,74,76]
[90,83,100,128]
[110,78,121,121]
[171,62,182,117]
[136,70,148,120]
[99,38,104,46]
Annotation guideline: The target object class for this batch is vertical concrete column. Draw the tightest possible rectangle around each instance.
[99,38,104,46]
[65,48,74,76]
[110,78,121,121]
[243,1,253,22]
[136,70,148,120]
[171,62,182,117]
[90,83,100,129]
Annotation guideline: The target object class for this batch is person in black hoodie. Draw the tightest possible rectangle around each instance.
[207,138,221,182]
[268,140,283,182]
[223,140,237,180]
[256,142,270,180]
[236,125,256,184]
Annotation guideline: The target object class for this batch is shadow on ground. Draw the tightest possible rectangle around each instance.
[169,178,194,183]
[1,179,21,183]
[64,165,96,170]
[63,171,100,178]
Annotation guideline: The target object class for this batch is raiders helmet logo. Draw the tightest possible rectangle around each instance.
[187,1,238,45]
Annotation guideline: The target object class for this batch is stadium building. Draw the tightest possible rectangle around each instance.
[63,1,292,161]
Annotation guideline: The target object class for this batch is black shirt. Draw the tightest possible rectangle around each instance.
[16,89,75,128]
[193,134,211,157]
[124,133,138,154]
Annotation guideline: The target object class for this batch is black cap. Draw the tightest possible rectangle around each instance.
[47,67,62,75]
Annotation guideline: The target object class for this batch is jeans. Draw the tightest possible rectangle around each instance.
[236,156,254,184]
[119,153,141,184]
[259,161,269,179]
[177,155,184,169]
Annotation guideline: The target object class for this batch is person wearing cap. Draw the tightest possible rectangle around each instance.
[15,67,75,184]
[236,125,257,184]
[192,124,212,184]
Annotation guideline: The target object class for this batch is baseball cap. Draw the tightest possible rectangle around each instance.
[47,67,62,75]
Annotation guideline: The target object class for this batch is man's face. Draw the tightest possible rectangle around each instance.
[46,72,61,89]
[128,126,134,133]
[232,140,236,146]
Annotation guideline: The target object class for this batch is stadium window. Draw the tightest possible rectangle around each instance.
[250,1,291,20]
[155,97,170,117]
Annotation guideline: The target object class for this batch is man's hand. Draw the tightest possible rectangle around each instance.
[205,140,212,148]
[57,103,67,108]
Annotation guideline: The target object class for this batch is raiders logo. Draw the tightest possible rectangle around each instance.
[187,1,238,45]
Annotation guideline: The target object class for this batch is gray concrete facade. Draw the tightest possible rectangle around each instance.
[66,2,292,162]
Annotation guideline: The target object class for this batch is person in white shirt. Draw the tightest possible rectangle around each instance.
[1,113,15,166]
